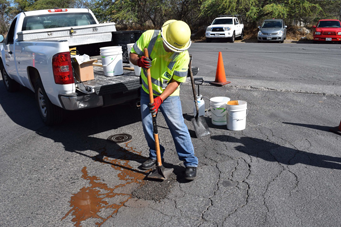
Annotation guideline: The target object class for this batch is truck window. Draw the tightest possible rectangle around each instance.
[212,19,233,25]
[22,13,97,31]
[5,18,17,44]
[318,21,341,28]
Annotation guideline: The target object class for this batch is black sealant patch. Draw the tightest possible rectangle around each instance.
[132,173,177,201]
[107,133,132,143]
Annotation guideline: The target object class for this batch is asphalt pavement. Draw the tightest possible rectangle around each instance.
[0,42,340,227]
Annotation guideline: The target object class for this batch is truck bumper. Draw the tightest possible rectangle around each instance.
[59,88,140,111]
[59,93,103,110]
[313,35,341,42]
[206,31,233,38]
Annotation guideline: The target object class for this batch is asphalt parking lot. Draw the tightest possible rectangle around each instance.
[1,42,341,227]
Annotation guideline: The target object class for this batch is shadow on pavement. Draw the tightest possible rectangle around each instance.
[211,135,341,170]
[282,122,332,132]
[1,83,194,182]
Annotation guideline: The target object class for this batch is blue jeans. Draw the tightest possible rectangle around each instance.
[140,90,198,167]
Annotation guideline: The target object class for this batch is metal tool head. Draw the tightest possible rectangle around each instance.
[147,166,173,181]
[191,116,211,138]
[194,77,204,85]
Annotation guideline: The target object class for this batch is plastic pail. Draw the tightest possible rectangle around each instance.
[210,97,230,125]
[226,100,247,131]
[127,43,134,68]
[193,95,205,117]
[100,46,123,76]
[126,43,141,76]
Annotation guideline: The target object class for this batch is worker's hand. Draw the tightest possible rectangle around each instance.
[149,96,163,115]
[137,56,152,69]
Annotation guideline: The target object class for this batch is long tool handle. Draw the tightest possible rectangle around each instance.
[144,48,162,167]
[189,55,199,119]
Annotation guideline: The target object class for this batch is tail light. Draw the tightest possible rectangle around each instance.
[48,9,68,13]
[52,52,74,84]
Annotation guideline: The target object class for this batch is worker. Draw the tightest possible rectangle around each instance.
[129,20,198,180]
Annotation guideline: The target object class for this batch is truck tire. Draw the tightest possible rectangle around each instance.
[34,78,64,126]
[240,30,244,40]
[1,67,21,92]
[230,32,235,43]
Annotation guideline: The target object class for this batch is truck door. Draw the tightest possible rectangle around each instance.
[3,18,19,79]
[235,19,241,36]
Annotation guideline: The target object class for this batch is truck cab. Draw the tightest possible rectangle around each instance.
[313,19,341,43]
[205,15,244,43]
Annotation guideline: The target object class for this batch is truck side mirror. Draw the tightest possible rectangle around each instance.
[284,25,287,28]
[258,26,260,29]
[312,25,316,28]
[0,35,4,43]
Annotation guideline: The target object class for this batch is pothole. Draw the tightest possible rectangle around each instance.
[132,173,177,201]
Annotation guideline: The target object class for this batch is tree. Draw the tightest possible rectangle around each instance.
[0,0,17,35]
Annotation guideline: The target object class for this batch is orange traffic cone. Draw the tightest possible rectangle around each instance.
[210,52,231,86]
[329,121,341,135]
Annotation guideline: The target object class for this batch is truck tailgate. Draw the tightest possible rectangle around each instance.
[17,23,116,46]
[80,66,141,96]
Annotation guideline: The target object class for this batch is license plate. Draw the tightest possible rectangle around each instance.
[326,38,332,41]
[267,37,272,40]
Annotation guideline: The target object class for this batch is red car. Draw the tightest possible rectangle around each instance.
[312,19,341,42]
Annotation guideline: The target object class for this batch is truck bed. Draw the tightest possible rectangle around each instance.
[77,56,141,96]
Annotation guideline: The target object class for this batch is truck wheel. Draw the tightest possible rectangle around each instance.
[1,67,21,92]
[230,33,235,43]
[206,38,211,42]
[34,78,64,126]
[240,31,244,40]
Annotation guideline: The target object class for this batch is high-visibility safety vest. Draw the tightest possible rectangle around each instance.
[131,30,189,97]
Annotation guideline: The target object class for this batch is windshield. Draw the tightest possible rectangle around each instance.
[212,19,233,25]
[22,13,97,31]
[317,21,340,28]
[262,21,283,28]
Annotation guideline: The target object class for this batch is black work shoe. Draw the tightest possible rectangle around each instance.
[141,158,157,170]
[185,167,197,180]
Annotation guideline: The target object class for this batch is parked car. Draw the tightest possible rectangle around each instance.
[205,15,244,43]
[312,19,341,43]
[257,19,287,43]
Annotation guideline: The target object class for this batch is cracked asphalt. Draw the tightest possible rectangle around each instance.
[0,42,340,226]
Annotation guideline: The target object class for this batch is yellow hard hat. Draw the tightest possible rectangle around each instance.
[161,20,191,53]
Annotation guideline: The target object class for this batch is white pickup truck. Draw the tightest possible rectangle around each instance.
[205,15,244,43]
[0,8,143,126]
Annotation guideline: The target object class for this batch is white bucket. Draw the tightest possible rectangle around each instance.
[100,46,123,76]
[193,95,205,117]
[210,96,230,125]
[126,43,141,76]
[127,43,134,68]
[226,100,247,131]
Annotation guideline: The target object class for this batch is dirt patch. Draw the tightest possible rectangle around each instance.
[132,172,177,201]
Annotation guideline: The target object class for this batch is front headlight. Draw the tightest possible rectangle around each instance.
[315,32,321,35]
[206,27,212,31]
[338,32,341,35]
[258,31,263,35]
[277,31,283,35]
[224,27,231,31]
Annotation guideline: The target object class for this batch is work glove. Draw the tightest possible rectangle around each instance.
[137,56,152,69]
[149,96,163,116]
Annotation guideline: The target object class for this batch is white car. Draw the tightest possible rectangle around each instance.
[206,15,244,43]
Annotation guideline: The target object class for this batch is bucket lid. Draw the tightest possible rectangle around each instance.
[210,96,230,104]
[100,46,122,51]
[227,100,247,111]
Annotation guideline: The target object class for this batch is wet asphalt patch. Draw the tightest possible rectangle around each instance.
[132,173,177,201]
